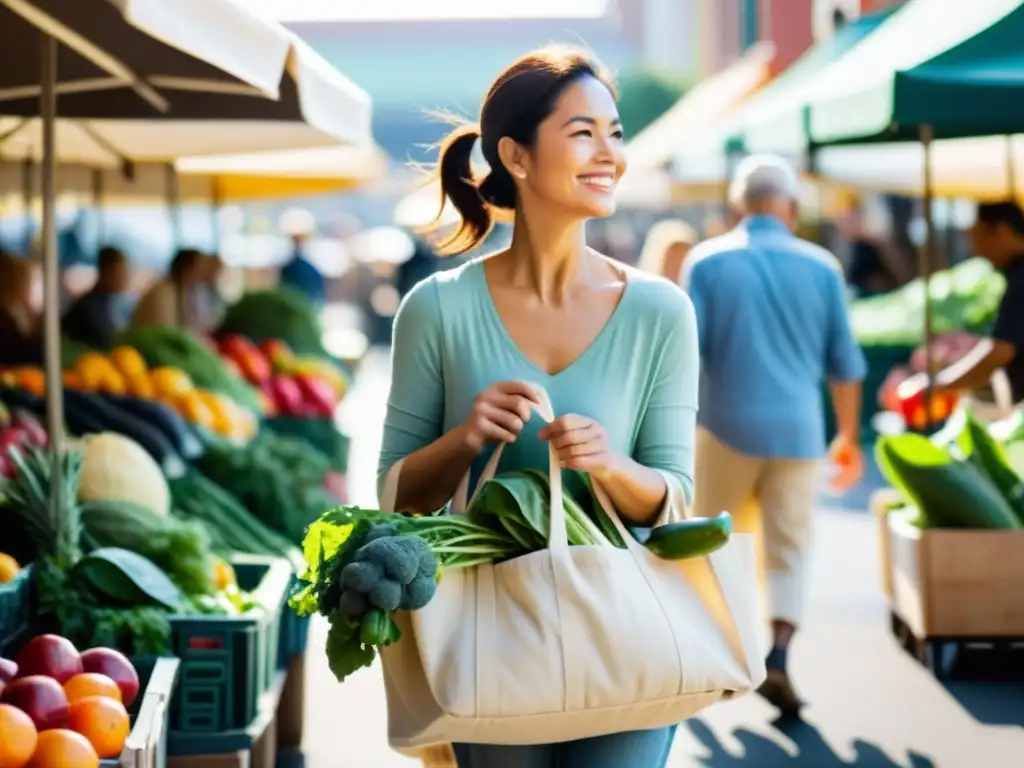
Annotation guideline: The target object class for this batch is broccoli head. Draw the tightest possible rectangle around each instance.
[337,534,440,616]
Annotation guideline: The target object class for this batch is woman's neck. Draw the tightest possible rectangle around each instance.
[504,206,590,304]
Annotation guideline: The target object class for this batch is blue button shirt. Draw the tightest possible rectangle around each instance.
[680,216,866,459]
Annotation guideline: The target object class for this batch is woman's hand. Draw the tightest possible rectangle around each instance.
[458,380,541,453]
[539,414,617,477]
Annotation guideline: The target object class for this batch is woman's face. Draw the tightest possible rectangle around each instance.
[515,76,626,220]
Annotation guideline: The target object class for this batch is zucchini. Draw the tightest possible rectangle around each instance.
[103,394,204,460]
[64,389,186,478]
[964,411,1024,525]
[877,435,1022,530]
[644,512,733,560]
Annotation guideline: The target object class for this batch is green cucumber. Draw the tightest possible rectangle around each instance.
[643,512,733,560]
[964,411,1024,525]
[877,435,1022,530]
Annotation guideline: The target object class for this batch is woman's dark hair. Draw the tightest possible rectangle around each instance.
[168,248,204,285]
[423,45,617,256]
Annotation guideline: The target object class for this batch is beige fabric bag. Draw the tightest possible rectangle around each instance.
[378,386,766,752]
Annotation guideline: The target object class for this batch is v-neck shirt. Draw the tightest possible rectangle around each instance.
[377,257,699,501]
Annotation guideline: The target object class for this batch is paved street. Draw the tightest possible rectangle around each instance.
[298,348,1024,767]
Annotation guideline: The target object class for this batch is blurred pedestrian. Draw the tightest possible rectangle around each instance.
[62,246,131,349]
[395,235,443,300]
[280,232,326,306]
[681,154,867,716]
[900,201,1024,410]
[636,218,697,283]
[192,252,227,333]
[130,248,206,330]
[0,252,42,365]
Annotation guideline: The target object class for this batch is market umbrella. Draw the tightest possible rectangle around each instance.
[0,0,373,511]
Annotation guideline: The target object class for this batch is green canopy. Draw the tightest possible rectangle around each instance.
[809,0,1024,146]
[672,11,890,176]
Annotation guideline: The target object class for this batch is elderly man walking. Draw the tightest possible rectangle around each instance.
[680,155,867,715]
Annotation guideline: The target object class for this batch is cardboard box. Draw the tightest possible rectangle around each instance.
[889,513,1024,638]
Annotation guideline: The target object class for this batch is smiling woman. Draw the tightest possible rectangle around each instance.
[378,45,700,768]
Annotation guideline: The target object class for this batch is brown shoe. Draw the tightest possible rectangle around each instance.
[757,667,804,717]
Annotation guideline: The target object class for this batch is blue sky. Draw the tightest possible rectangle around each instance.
[246,0,608,22]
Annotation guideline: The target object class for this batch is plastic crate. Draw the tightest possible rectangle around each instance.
[277,573,310,669]
[169,555,292,735]
[168,669,285,757]
[0,563,32,645]
[100,657,180,768]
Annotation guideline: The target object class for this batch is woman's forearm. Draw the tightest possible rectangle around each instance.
[594,455,670,526]
[392,424,480,514]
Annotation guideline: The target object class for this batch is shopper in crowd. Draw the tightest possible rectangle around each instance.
[680,154,866,716]
[0,251,42,365]
[62,246,131,349]
[378,45,697,767]
[192,252,227,333]
[280,232,326,306]
[902,201,1024,406]
[395,235,443,301]
[130,248,206,330]
[636,217,697,283]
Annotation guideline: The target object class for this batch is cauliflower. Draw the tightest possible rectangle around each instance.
[337,534,438,618]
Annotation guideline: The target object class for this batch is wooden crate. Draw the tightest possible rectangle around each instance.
[870,488,904,599]
[888,513,1024,639]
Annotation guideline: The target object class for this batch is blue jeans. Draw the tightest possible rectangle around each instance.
[452,725,677,768]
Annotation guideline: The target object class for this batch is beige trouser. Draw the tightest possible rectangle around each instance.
[693,428,823,627]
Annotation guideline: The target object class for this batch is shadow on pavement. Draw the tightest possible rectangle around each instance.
[943,682,1024,728]
[687,717,936,767]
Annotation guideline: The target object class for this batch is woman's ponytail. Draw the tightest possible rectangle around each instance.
[422,124,493,256]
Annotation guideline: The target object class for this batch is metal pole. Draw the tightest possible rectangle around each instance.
[166,163,180,252]
[21,158,33,254]
[920,124,936,422]
[40,34,64,512]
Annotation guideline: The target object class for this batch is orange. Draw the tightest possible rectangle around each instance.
[67,696,129,760]
[28,729,97,768]
[12,368,45,397]
[74,352,116,391]
[176,391,215,430]
[64,673,122,705]
[150,367,194,399]
[98,369,128,397]
[212,558,236,591]
[109,347,147,378]
[0,553,20,584]
[62,370,83,390]
[127,373,156,400]
[0,703,37,768]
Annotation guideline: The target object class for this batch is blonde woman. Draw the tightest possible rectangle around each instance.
[637,218,697,284]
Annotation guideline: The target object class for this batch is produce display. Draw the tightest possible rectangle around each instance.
[1,447,260,657]
[291,469,734,683]
[0,635,139,764]
[195,430,338,546]
[216,287,329,357]
[118,326,262,415]
[217,334,347,419]
[0,403,47,478]
[876,408,1024,530]
[1,343,257,444]
[851,258,1005,347]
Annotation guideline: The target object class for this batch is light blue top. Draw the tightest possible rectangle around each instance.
[681,216,866,460]
[377,257,699,503]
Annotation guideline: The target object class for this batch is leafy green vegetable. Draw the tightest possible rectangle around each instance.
[74,547,184,610]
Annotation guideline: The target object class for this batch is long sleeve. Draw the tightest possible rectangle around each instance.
[376,278,446,499]
[825,269,867,382]
[633,291,700,505]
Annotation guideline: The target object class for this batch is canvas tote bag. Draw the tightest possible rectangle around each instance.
[964,369,1019,424]
[377,386,766,753]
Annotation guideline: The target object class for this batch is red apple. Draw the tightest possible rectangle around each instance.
[0,675,70,730]
[80,648,140,707]
[0,657,17,684]
[14,635,82,685]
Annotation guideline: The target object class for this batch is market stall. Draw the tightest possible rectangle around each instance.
[0,2,373,764]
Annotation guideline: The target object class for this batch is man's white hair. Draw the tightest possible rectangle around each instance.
[728,154,799,209]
